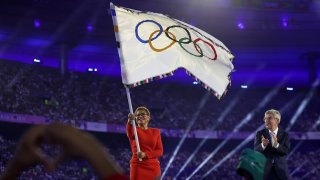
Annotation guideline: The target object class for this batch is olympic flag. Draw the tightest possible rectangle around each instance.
[110,3,235,98]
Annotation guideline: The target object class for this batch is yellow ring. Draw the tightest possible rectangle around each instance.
[148,30,176,52]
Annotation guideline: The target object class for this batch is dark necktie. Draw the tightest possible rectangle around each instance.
[267,132,272,146]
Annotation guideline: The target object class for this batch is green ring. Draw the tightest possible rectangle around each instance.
[178,37,203,57]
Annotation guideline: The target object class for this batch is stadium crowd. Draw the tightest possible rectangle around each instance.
[0,60,319,179]
[1,60,319,132]
[1,134,320,179]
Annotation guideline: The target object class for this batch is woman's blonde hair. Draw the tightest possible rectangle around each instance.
[135,106,150,116]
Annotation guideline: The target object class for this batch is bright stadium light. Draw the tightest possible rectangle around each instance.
[286,87,293,91]
[87,25,93,32]
[282,18,288,28]
[34,19,41,28]
[33,58,41,63]
[241,85,248,89]
[237,22,245,30]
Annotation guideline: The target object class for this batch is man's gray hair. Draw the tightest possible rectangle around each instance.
[265,109,281,123]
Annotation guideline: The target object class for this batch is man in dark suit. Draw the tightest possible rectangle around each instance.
[254,109,290,180]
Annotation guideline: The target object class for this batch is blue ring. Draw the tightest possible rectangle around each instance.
[135,20,163,43]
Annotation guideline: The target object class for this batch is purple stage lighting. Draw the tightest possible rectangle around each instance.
[282,20,288,28]
[34,19,41,28]
[237,22,245,30]
[0,33,5,41]
[87,25,93,32]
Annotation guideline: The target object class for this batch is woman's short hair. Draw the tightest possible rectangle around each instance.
[265,109,281,123]
[135,106,150,116]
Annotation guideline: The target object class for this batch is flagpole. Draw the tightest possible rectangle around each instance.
[125,86,142,161]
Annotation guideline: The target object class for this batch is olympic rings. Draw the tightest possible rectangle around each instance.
[194,38,217,60]
[149,30,176,52]
[179,38,203,57]
[165,25,192,44]
[135,20,163,43]
[135,19,218,61]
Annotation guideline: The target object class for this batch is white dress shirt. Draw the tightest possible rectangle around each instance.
[262,128,279,150]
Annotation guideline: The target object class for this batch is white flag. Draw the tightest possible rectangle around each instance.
[110,3,234,98]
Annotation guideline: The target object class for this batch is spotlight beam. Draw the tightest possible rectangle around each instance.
[300,165,320,180]
[174,93,241,179]
[186,77,288,179]
[287,115,320,178]
[201,125,262,179]
[290,160,307,177]
[161,92,210,179]
[286,79,319,131]
[174,66,265,179]
[201,89,297,179]
[287,115,320,160]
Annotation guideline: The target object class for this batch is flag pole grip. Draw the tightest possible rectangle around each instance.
[125,86,142,161]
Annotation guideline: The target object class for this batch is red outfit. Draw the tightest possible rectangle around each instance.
[126,123,163,180]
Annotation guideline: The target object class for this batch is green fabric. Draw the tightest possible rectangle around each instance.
[237,148,266,180]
